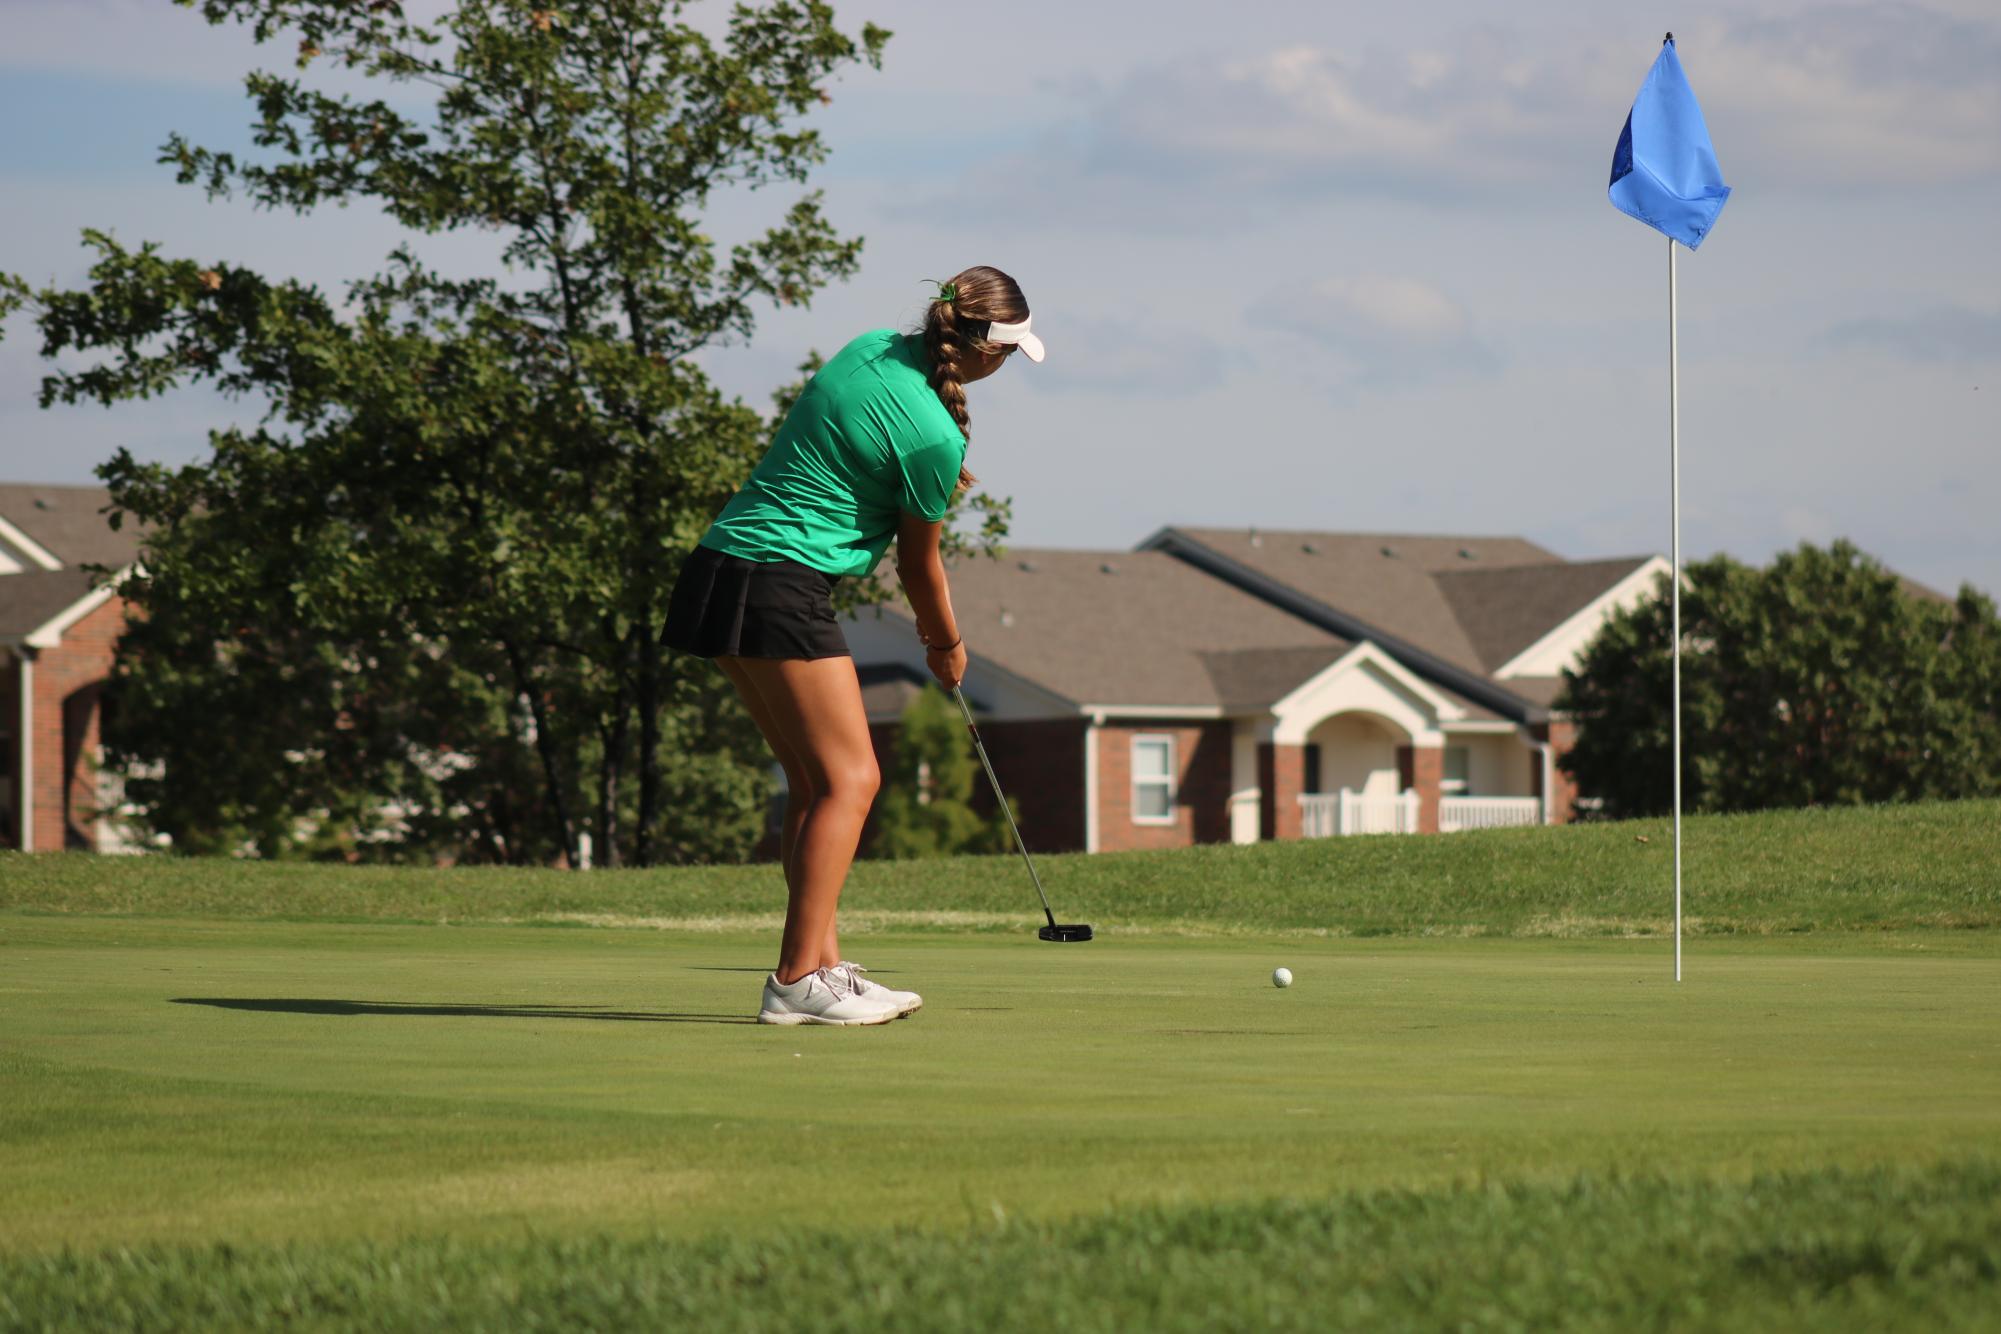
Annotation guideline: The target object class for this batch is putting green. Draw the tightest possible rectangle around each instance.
[4,916,1998,1255]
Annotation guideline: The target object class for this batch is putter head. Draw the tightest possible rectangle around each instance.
[1038,923,1094,943]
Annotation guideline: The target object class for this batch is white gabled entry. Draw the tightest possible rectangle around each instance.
[1266,641,1453,748]
[1230,640,1557,839]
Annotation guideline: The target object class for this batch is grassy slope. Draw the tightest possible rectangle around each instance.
[5,801,1999,1327]
[2,798,1998,937]
[7,1165,1999,1332]
[5,921,1999,1254]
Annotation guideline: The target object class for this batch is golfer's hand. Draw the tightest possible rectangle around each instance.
[925,640,966,689]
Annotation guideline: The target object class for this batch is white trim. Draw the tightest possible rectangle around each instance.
[1129,732,1177,826]
[1494,556,1674,679]
[1083,722,1101,853]
[0,545,24,576]
[16,650,33,852]
[1440,720,1520,735]
[1269,641,1465,724]
[25,580,121,649]
[0,516,62,571]
[1077,703,1225,720]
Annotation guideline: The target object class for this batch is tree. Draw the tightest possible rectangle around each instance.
[1557,540,2001,818]
[1,1,1005,865]
[871,684,1012,860]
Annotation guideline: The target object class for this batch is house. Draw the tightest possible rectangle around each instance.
[1,481,1666,860]
[846,528,1670,853]
[0,484,143,852]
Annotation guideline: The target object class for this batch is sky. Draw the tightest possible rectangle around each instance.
[2,0,1997,596]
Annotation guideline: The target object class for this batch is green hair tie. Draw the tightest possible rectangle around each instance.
[927,280,958,304]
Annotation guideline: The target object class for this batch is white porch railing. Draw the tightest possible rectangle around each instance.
[1439,795,1544,832]
[1297,791,1544,837]
[1299,788,1420,837]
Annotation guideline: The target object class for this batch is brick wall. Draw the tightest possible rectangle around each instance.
[1396,744,1443,834]
[1257,741,1305,842]
[967,718,1089,853]
[861,716,1088,856]
[27,596,128,852]
[1098,720,1232,852]
[1530,719,1581,824]
[0,654,18,849]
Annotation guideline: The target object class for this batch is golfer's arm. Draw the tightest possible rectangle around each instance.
[894,510,960,647]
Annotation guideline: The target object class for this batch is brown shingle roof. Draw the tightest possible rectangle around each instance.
[1144,528,1564,674]
[0,569,105,639]
[875,549,1347,708]
[0,484,144,572]
[1197,644,1351,709]
[1496,675,1567,709]
[1432,557,1656,672]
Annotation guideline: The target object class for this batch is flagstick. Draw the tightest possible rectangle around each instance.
[1669,234,1683,983]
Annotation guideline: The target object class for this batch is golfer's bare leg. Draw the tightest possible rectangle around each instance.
[728,655,875,984]
[716,657,813,883]
[716,658,839,968]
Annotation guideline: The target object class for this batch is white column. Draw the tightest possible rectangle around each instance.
[1227,720,1260,845]
[17,650,33,853]
[1539,739,1555,825]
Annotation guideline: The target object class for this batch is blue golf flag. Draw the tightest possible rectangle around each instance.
[1609,37,1730,248]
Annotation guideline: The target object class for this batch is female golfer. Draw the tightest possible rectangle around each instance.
[663,265,1044,1026]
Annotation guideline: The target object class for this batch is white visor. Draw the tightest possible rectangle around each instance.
[984,314,1045,363]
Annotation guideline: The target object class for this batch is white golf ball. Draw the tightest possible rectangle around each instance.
[1272,967,1293,988]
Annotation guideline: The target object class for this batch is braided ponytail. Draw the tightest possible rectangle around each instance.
[921,265,1030,497]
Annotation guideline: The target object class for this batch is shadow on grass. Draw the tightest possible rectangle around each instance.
[171,998,756,1025]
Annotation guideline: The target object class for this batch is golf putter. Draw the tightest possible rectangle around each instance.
[952,685,1093,943]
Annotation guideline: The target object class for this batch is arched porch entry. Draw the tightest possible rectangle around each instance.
[1252,642,1453,840]
[1299,709,1419,836]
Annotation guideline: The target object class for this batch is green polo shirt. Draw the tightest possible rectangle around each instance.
[698,329,967,577]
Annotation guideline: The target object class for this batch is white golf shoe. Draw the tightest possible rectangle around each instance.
[757,965,903,1026]
[833,961,922,1017]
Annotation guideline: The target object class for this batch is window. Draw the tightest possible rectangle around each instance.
[1130,734,1176,824]
[1303,743,1322,795]
[1441,746,1470,795]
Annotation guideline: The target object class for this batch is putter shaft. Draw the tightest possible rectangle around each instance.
[953,686,1059,930]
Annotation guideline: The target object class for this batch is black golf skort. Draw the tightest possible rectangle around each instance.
[662,544,850,661]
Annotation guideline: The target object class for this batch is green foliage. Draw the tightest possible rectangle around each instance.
[870,684,1012,859]
[1558,541,2001,819]
[0,0,958,866]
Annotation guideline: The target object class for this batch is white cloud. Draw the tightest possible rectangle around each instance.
[1823,305,2001,364]
[1709,5,2001,186]
[1246,275,1497,386]
[954,4,2001,231]
[1022,318,1230,398]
